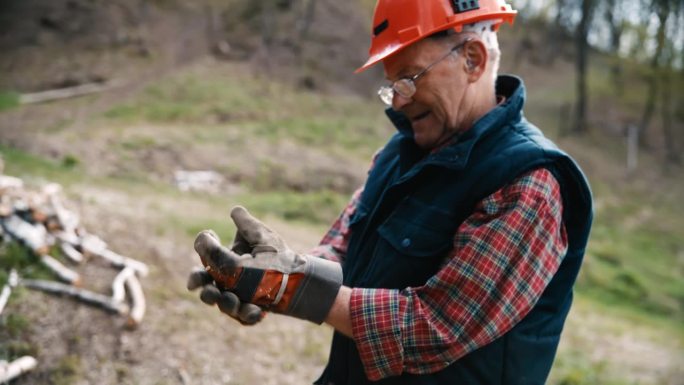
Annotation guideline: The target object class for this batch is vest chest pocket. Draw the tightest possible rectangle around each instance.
[372,198,456,287]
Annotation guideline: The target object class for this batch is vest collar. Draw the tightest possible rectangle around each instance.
[385,75,526,170]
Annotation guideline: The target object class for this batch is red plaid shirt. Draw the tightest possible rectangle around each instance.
[310,167,567,381]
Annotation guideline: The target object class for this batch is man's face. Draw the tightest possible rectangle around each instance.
[383,39,470,150]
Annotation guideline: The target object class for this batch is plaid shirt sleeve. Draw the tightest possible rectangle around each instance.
[309,147,384,263]
[349,168,568,381]
[309,186,363,263]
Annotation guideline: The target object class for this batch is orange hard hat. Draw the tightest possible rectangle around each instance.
[356,0,517,73]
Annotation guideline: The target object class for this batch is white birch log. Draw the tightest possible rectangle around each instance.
[60,242,84,263]
[0,175,23,191]
[1,215,49,255]
[47,194,80,233]
[21,279,129,314]
[54,230,81,248]
[80,233,108,255]
[0,270,18,315]
[82,235,148,276]
[111,267,135,303]
[0,285,10,315]
[100,249,149,277]
[19,80,122,104]
[124,273,146,328]
[41,255,81,285]
[0,356,38,383]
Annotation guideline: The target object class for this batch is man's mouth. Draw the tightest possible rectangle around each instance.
[411,111,430,122]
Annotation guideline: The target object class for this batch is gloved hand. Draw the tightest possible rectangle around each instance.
[193,206,343,324]
[187,267,264,325]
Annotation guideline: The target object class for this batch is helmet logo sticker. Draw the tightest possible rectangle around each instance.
[374,19,389,36]
[452,0,480,13]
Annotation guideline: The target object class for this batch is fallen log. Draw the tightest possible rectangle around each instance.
[41,255,81,285]
[0,175,23,191]
[1,215,49,255]
[0,356,38,383]
[19,80,123,104]
[111,267,135,303]
[0,270,18,315]
[81,234,148,276]
[21,279,128,315]
[100,249,149,277]
[124,273,146,328]
[60,242,84,264]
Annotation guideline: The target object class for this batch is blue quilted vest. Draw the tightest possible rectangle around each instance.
[315,75,593,385]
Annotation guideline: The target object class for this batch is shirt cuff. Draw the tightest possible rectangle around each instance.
[350,287,405,381]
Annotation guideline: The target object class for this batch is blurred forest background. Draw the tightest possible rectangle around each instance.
[0,0,682,384]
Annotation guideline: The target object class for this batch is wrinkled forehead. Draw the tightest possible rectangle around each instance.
[382,38,448,80]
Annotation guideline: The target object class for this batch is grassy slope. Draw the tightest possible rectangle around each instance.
[1,54,682,383]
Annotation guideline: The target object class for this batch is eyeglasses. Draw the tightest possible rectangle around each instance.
[377,38,471,106]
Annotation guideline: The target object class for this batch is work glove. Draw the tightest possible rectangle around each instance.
[187,267,265,325]
[192,206,343,324]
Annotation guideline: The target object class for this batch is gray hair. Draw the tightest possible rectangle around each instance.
[429,21,501,83]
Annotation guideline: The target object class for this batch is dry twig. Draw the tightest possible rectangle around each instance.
[0,356,38,383]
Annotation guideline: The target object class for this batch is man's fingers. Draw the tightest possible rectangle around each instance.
[231,230,252,256]
[187,269,213,290]
[216,291,240,317]
[230,206,275,246]
[237,303,264,325]
[194,230,251,274]
[199,285,221,305]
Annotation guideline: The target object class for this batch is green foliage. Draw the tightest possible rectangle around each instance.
[240,190,348,225]
[577,178,684,325]
[0,91,20,112]
[3,340,39,359]
[49,354,82,385]
[0,144,81,184]
[103,64,390,158]
[551,351,634,385]
[61,154,80,169]
[0,242,52,283]
[3,313,30,338]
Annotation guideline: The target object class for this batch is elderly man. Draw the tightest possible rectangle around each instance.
[188,0,593,384]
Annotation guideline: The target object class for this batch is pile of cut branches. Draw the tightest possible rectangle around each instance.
[0,172,148,382]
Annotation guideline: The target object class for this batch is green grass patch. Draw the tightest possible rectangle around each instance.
[167,189,346,240]
[49,354,82,385]
[239,190,347,225]
[0,91,20,112]
[550,350,635,385]
[0,144,83,184]
[0,242,55,284]
[102,62,390,159]
[577,177,684,326]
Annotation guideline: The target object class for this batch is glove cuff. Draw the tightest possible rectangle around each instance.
[286,256,342,324]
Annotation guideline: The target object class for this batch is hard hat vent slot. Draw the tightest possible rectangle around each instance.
[374,19,389,36]
[452,0,480,13]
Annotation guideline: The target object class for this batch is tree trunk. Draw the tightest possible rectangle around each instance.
[573,0,594,133]
[638,1,669,147]
[604,0,624,94]
[261,1,276,49]
[661,67,679,164]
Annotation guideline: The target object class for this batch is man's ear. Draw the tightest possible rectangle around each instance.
[462,39,488,82]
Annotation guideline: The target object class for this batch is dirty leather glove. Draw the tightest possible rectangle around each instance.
[193,206,343,324]
[187,267,264,325]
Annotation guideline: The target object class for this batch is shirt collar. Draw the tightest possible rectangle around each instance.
[384,75,526,168]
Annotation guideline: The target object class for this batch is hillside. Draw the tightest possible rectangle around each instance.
[1,1,683,384]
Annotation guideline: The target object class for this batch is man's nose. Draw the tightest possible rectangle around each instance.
[392,92,412,111]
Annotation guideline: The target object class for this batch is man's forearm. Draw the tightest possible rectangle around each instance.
[325,285,353,337]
